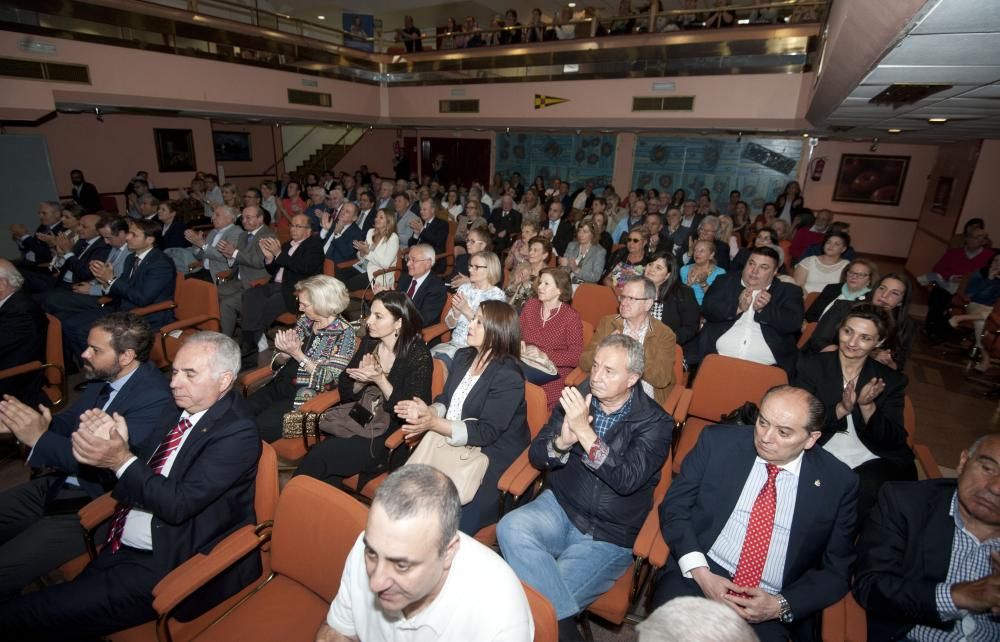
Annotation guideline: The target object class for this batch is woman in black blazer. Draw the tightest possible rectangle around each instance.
[795,304,915,517]
[644,250,700,345]
[396,300,529,534]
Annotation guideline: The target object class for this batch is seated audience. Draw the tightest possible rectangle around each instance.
[692,246,803,377]
[449,227,491,287]
[775,180,805,224]
[69,169,101,213]
[0,332,261,638]
[455,199,489,252]
[397,301,529,534]
[684,215,731,271]
[498,334,673,641]
[795,304,914,516]
[799,222,856,261]
[559,219,607,284]
[921,224,995,340]
[789,208,831,263]
[804,273,914,371]
[239,214,324,368]
[519,268,584,407]
[156,200,188,251]
[488,193,522,254]
[853,434,1000,642]
[504,221,538,275]
[430,252,505,366]
[63,218,175,361]
[650,385,858,642]
[580,276,677,405]
[588,207,615,256]
[216,206,275,339]
[42,215,131,318]
[730,225,780,274]
[24,212,108,294]
[804,257,876,323]
[407,198,449,272]
[680,239,726,306]
[245,275,355,442]
[949,253,1000,371]
[0,313,173,598]
[186,205,245,282]
[391,244,446,331]
[612,198,647,244]
[0,259,47,405]
[318,201,364,265]
[794,229,851,294]
[543,201,575,257]
[316,465,533,642]
[295,292,432,493]
[645,250,701,345]
[340,209,400,292]
[10,201,64,268]
[604,227,650,290]
[507,236,551,310]
[393,193,420,247]
[637,596,758,642]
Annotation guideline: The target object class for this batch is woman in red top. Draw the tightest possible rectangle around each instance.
[276,180,307,235]
[519,267,584,408]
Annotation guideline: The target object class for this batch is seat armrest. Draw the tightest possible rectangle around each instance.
[130,300,177,317]
[506,460,543,497]
[78,492,116,530]
[564,368,587,387]
[421,322,451,344]
[672,388,693,425]
[159,315,221,335]
[632,506,662,560]
[0,360,44,380]
[249,277,270,288]
[497,449,532,493]
[661,385,685,417]
[385,428,407,450]
[335,259,358,270]
[239,366,274,395]
[298,390,341,413]
[151,524,266,615]
[648,532,670,569]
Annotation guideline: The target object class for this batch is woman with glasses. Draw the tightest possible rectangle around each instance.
[644,250,700,345]
[603,228,650,290]
[579,275,676,406]
[507,236,551,310]
[340,209,400,292]
[449,228,492,288]
[805,258,878,323]
[679,239,725,306]
[245,275,356,442]
[397,300,529,534]
[431,251,506,369]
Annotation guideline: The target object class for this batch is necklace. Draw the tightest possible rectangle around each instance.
[541,302,562,326]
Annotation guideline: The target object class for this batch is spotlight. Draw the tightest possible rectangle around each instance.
[870,136,880,152]
[94,107,103,123]
[505,127,510,134]
[737,131,742,143]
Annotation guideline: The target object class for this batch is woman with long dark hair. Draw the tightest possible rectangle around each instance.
[644,250,700,345]
[295,291,433,488]
[396,300,530,534]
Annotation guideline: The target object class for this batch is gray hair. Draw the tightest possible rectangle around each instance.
[622,275,656,301]
[596,333,645,377]
[295,274,350,317]
[373,465,460,556]
[184,331,240,384]
[215,205,238,222]
[0,259,24,289]
[637,597,758,642]
[411,243,437,262]
[968,434,1000,458]
[699,215,720,233]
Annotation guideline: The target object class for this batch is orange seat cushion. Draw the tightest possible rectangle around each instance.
[194,576,328,641]
[585,569,631,625]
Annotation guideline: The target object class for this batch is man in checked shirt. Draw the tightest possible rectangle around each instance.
[854,434,1000,641]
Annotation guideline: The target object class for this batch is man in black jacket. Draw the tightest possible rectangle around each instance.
[498,334,674,641]
[69,169,102,213]
[394,243,446,329]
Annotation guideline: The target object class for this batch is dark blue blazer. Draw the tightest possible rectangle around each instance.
[29,361,174,499]
[18,222,64,265]
[356,208,377,237]
[409,216,449,256]
[159,220,189,251]
[0,289,48,405]
[325,224,363,264]
[114,390,262,619]
[397,271,447,329]
[853,480,957,642]
[109,248,176,329]
[55,237,110,284]
[661,425,858,621]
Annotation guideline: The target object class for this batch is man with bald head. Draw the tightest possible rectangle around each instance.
[238,213,323,369]
[651,385,858,642]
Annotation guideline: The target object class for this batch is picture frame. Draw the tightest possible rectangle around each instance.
[154,128,196,173]
[213,131,252,162]
[832,154,909,206]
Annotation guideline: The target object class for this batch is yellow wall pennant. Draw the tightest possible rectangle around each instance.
[534,94,569,109]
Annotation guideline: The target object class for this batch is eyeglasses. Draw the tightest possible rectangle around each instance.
[846,271,871,279]
[469,264,489,271]
[618,294,650,303]
[406,257,431,264]
[290,224,312,229]
[626,238,643,243]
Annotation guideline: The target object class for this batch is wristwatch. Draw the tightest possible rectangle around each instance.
[775,593,793,623]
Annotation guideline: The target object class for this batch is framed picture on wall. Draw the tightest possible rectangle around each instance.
[154,128,196,172]
[213,131,252,162]
[832,154,909,206]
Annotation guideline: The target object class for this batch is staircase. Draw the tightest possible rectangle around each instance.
[294,143,354,177]
[285,125,365,178]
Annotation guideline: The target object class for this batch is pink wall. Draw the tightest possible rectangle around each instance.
[331,129,398,178]
[799,140,938,258]
[960,139,1000,234]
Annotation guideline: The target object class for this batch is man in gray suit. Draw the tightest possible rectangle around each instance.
[42,215,132,317]
[216,205,277,336]
[185,205,245,283]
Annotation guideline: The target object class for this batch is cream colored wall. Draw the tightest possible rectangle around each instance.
[960,139,1000,234]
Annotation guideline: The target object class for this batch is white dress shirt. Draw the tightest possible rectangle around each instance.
[716,286,777,366]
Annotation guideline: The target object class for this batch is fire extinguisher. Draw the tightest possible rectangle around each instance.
[810,158,826,181]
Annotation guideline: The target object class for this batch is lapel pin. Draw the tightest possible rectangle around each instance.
[814,479,821,487]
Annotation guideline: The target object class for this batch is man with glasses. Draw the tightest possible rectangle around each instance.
[579,276,677,406]
[691,246,804,377]
[393,244,446,330]
[217,205,277,337]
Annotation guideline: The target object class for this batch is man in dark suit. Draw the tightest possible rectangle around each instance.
[408,198,449,272]
[216,205,277,337]
[23,213,109,294]
[488,193,522,254]
[320,201,363,266]
[544,201,575,257]
[42,215,131,318]
[0,332,260,638]
[0,312,173,599]
[69,169,102,213]
[355,191,377,237]
[691,246,804,377]
[651,385,858,642]
[62,218,176,361]
[395,243,447,329]
[0,259,47,405]
[10,201,64,268]
[239,213,324,369]
[498,334,674,641]
[853,434,1000,641]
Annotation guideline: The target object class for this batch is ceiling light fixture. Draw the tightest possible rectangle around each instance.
[928,117,948,123]
[568,2,576,6]
[887,128,902,133]
[801,132,809,137]
[317,15,325,20]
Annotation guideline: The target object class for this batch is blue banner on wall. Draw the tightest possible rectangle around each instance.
[495,132,617,189]
[632,137,803,210]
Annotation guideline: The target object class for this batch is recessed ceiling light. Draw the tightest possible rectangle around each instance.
[317,15,325,20]
[801,132,809,137]
[887,128,902,133]
[568,2,576,6]
[928,117,948,123]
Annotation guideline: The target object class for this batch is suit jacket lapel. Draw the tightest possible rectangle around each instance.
[922,486,956,581]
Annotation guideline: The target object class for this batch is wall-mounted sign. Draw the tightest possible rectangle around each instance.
[534,95,569,110]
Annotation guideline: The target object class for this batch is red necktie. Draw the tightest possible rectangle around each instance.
[105,417,192,553]
[406,278,417,299]
[731,463,781,590]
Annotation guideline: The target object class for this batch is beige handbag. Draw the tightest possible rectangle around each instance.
[405,431,489,505]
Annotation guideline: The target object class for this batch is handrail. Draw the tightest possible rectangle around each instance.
[263,124,319,177]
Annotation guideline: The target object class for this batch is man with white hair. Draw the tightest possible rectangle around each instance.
[186,204,245,282]
[0,332,262,638]
[0,258,47,403]
[638,597,759,642]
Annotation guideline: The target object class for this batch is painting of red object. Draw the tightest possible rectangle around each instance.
[833,154,909,206]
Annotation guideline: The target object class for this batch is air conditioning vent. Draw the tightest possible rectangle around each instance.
[632,96,695,111]
[0,57,89,83]
[439,99,480,113]
[869,84,952,107]
[288,89,331,107]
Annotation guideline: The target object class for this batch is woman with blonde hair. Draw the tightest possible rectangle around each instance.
[680,239,725,306]
[340,209,400,292]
